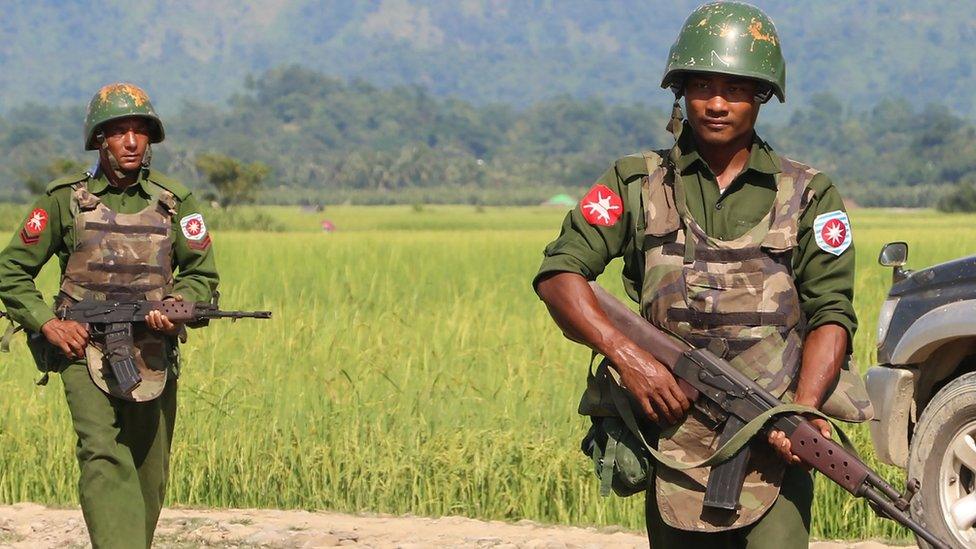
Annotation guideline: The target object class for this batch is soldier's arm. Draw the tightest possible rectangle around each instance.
[534,160,690,424]
[0,194,64,332]
[170,193,219,305]
[0,193,88,358]
[770,174,855,463]
[793,174,856,401]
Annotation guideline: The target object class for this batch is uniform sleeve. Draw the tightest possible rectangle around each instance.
[533,164,635,289]
[170,194,219,305]
[794,174,857,344]
[0,195,64,332]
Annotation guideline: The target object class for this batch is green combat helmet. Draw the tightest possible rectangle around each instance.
[83,83,165,150]
[661,1,786,103]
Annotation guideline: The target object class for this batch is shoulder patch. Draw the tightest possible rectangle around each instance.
[180,213,207,240]
[813,210,852,256]
[20,208,49,245]
[580,184,623,227]
[146,170,191,201]
[180,213,212,251]
[45,171,89,194]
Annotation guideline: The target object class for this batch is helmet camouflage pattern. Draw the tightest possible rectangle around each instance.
[84,83,165,150]
[661,1,786,102]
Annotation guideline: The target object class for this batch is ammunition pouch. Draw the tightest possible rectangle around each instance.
[579,355,657,497]
[581,415,653,497]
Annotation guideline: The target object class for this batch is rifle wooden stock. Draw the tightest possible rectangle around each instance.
[588,283,696,399]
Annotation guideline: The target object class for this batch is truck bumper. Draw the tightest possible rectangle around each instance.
[864,366,915,468]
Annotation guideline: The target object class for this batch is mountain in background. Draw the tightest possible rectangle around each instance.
[3,0,974,116]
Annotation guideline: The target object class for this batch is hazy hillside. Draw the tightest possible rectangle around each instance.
[2,0,974,116]
[1,67,971,208]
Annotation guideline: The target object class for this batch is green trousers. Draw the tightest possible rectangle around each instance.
[645,465,814,549]
[61,362,177,549]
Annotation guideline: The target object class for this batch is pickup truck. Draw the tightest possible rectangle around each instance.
[867,242,976,548]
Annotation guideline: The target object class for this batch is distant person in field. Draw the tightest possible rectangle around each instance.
[533,2,870,548]
[0,83,218,548]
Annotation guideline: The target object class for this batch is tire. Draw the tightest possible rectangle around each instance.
[908,371,976,548]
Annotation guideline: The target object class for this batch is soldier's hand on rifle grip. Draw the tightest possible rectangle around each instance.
[146,295,184,336]
[41,318,89,360]
[611,344,691,425]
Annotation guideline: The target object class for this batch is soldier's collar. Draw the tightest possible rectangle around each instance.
[676,124,781,176]
[88,169,152,197]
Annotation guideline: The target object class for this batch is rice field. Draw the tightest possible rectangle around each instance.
[1,204,975,542]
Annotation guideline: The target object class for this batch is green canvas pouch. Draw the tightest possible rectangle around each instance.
[582,415,653,497]
[579,355,655,497]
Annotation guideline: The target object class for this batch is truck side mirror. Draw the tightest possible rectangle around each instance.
[879,242,908,267]
[879,242,909,283]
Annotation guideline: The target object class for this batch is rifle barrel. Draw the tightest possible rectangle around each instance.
[205,311,272,319]
[861,485,951,549]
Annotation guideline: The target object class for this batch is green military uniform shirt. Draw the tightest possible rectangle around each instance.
[0,168,219,332]
[534,127,857,341]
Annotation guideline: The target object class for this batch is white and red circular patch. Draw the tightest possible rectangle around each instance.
[180,213,207,241]
[580,184,623,227]
[813,210,852,256]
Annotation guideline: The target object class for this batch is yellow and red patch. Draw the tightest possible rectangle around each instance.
[580,184,623,227]
[98,83,149,106]
[20,208,48,245]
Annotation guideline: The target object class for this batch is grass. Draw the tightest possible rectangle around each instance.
[2,204,976,541]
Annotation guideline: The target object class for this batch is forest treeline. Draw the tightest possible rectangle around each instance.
[1,66,974,208]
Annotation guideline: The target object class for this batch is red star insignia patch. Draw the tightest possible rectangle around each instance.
[580,184,623,227]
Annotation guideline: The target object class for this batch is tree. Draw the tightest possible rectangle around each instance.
[937,181,976,213]
[195,153,269,206]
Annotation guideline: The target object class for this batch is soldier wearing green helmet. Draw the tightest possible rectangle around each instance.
[535,2,867,548]
[0,83,218,548]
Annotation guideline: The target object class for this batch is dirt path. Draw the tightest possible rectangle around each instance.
[0,504,915,548]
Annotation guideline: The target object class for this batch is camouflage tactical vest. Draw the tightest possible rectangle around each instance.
[638,150,870,531]
[60,178,178,402]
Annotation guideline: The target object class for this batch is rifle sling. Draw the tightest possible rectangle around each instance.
[604,364,855,471]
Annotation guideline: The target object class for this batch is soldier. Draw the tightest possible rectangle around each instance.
[0,83,218,548]
[534,3,869,548]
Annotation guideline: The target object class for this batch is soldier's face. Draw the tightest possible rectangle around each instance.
[99,117,151,172]
[683,74,760,149]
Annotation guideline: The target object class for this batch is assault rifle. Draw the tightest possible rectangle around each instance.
[590,283,950,549]
[59,299,272,395]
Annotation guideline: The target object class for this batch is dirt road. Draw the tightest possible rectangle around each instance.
[0,504,916,548]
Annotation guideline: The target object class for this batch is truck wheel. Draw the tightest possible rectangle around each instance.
[908,371,976,548]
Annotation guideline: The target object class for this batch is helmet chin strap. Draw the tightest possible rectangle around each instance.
[667,80,685,142]
[666,91,685,171]
[755,85,774,104]
[141,144,153,169]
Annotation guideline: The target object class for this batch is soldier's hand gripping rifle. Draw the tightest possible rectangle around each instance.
[590,283,951,549]
[59,299,272,396]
